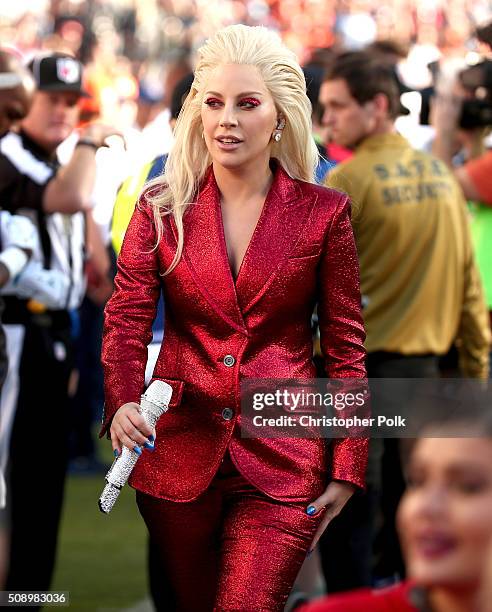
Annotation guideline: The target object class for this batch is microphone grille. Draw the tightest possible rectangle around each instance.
[143,380,173,409]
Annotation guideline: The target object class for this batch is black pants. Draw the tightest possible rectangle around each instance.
[318,352,439,592]
[69,296,105,461]
[5,314,72,603]
[367,352,439,581]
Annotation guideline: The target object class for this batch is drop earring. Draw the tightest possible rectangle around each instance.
[272,116,285,142]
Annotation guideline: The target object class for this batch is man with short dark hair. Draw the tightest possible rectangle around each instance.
[0,51,117,596]
[318,50,490,587]
[320,51,489,379]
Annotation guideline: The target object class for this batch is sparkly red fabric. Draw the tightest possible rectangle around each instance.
[101,162,368,501]
[136,450,323,612]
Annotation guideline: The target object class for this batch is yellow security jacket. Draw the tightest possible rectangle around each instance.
[326,133,490,379]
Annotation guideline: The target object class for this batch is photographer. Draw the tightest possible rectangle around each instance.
[432,46,492,339]
[433,26,492,203]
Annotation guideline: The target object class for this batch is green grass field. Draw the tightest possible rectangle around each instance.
[51,442,150,611]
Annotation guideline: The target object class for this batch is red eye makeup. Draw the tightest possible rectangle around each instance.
[203,96,261,108]
[239,97,261,107]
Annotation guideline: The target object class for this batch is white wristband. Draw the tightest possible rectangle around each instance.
[0,246,29,280]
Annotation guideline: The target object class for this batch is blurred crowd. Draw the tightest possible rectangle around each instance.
[3,0,492,96]
[3,0,492,59]
[1,0,492,611]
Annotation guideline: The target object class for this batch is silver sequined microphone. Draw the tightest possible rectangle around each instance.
[98,380,173,514]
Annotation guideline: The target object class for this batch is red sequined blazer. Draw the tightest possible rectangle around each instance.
[100,162,368,502]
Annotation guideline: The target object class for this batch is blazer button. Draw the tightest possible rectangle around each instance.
[223,355,235,367]
[222,407,234,420]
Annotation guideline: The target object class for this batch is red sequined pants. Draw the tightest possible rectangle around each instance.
[136,451,323,611]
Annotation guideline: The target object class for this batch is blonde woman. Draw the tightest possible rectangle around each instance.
[101,25,367,611]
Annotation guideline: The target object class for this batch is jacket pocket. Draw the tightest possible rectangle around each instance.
[147,376,185,409]
[287,241,323,261]
[287,252,321,261]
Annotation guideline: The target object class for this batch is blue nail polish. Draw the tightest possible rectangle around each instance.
[133,445,142,455]
[143,442,155,450]
[306,549,313,557]
[306,505,317,516]
[148,435,155,442]
[113,449,120,457]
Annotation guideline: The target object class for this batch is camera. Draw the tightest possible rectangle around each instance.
[459,99,492,129]
[458,60,492,129]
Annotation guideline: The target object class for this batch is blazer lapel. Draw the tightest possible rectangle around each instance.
[171,168,247,334]
[235,164,318,314]
[170,163,317,331]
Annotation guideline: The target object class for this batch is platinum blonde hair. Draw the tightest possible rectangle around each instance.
[147,24,318,273]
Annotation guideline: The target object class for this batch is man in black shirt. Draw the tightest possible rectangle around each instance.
[0,52,117,596]
[0,49,36,587]
[0,49,36,389]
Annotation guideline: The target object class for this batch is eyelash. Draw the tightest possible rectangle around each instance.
[240,98,261,108]
[204,98,260,109]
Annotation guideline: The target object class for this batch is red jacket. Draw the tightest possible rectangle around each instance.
[100,163,368,502]
[298,581,420,611]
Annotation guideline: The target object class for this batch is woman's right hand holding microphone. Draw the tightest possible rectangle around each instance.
[110,403,156,458]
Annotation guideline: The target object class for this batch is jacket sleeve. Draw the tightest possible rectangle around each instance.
[99,195,161,437]
[318,191,368,489]
[456,197,491,379]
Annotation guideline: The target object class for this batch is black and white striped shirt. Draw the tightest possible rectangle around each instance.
[0,130,86,312]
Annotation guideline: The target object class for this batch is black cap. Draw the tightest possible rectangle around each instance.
[28,53,89,97]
